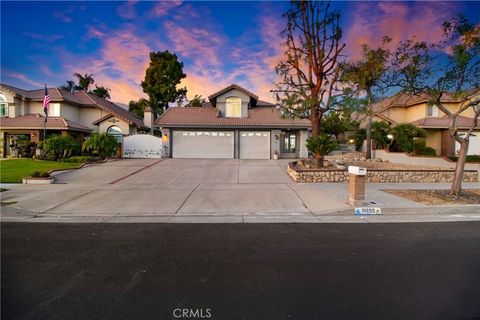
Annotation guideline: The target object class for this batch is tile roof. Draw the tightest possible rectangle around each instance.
[208,84,259,101]
[0,114,92,132]
[155,107,311,128]
[370,88,480,113]
[410,116,480,129]
[0,83,147,129]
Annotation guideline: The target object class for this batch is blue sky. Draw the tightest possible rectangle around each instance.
[1,1,479,104]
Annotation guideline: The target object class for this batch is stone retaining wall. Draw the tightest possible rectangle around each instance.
[287,163,479,183]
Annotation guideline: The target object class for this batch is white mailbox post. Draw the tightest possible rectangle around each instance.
[348,166,367,206]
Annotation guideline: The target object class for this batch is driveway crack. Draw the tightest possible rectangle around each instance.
[174,183,200,215]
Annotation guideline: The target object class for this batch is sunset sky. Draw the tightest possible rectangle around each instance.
[1,1,479,105]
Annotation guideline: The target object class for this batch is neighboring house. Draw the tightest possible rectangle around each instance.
[156,84,311,159]
[0,83,151,157]
[360,90,480,156]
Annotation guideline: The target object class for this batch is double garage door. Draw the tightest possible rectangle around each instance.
[172,130,270,159]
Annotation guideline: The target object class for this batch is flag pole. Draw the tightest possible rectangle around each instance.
[43,83,46,142]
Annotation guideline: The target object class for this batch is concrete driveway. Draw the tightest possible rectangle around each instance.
[1,159,355,222]
[3,158,478,223]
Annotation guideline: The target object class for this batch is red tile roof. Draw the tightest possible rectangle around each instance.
[208,84,259,101]
[0,114,92,132]
[1,83,147,129]
[410,115,480,129]
[155,107,311,128]
[370,88,480,113]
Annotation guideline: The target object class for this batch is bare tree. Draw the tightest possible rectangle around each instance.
[274,0,345,138]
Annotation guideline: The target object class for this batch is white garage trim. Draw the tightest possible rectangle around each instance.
[172,130,234,158]
[455,131,480,155]
[239,131,271,159]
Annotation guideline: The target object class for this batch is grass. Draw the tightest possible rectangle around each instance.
[0,159,82,183]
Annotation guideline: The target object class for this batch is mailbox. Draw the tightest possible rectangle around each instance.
[348,166,367,176]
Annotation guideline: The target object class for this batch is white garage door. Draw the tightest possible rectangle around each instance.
[172,131,234,158]
[239,131,271,159]
[455,131,480,155]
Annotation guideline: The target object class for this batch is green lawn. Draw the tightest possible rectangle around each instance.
[0,159,82,183]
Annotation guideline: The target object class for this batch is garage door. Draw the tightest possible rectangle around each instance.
[172,131,234,158]
[239,131,271,159]
[456,131,480,155]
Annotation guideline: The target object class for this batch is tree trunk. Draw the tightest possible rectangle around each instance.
[366,116,372,159]
[311,106,321,137]
[314,154,324,168]
[450,139,469,196]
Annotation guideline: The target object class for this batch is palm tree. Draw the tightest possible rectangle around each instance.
[60,80,77,92]
[90,85,111,99]
[73,73,95,92]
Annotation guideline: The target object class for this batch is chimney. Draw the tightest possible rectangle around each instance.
[143,107,154,135]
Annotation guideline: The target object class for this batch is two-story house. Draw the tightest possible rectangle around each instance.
[156,84,311,159]
[364,90,480,156]
[0,83,152,157]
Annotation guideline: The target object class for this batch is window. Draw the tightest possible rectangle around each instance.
[107,125,123,143]
[427,105,439,117]
[225,97,241,117]
[0,94,7,117]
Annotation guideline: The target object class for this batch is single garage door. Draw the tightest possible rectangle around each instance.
[240,131,271,159]
[172,130,234,158]
[456,131,480,155]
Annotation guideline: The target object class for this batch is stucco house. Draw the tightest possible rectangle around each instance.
[156,84,311,159]
[362,90,480,156]
[0,83,152,157]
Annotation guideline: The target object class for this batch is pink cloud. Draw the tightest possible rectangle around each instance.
[53,11,72,23]
[150,0,182,17]
[117,0,137,19]
[4,71,44,87]
[163,21,224,70]
[23,32,64,42]
[344,1,459,59]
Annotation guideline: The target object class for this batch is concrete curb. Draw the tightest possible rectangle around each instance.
[1,206,479,224]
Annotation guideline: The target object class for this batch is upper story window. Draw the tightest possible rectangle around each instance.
[427,105,439,117]
[0,94,7,117]
[225,97,241,117]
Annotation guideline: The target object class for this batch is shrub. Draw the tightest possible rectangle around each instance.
[390,123,426,153]
[43,135,81,160]
[64,156,96,163]
[371,121,390,149]
[82,133,117,159]
[413,146,436,156]
[306,134,338,167]
[31,171,41,177]
[30,171,50,178]
[449,155,480,162]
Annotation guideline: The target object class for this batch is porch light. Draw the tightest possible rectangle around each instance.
[348,139,355,144]
[162,134,169,142]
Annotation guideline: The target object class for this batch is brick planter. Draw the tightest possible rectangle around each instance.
[287,162,479,183]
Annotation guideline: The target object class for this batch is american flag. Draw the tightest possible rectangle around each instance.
[43,85,51,122]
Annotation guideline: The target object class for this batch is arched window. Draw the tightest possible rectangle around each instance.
[225,97,241,117]
[0,94,7,117]
[107,125,123,143]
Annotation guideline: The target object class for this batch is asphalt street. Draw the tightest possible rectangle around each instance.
[2,222,480,320]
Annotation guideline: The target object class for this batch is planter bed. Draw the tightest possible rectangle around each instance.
[22,176,55,184]
[287,161,479,183]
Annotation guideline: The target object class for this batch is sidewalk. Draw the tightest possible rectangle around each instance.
[2,202,479,223]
